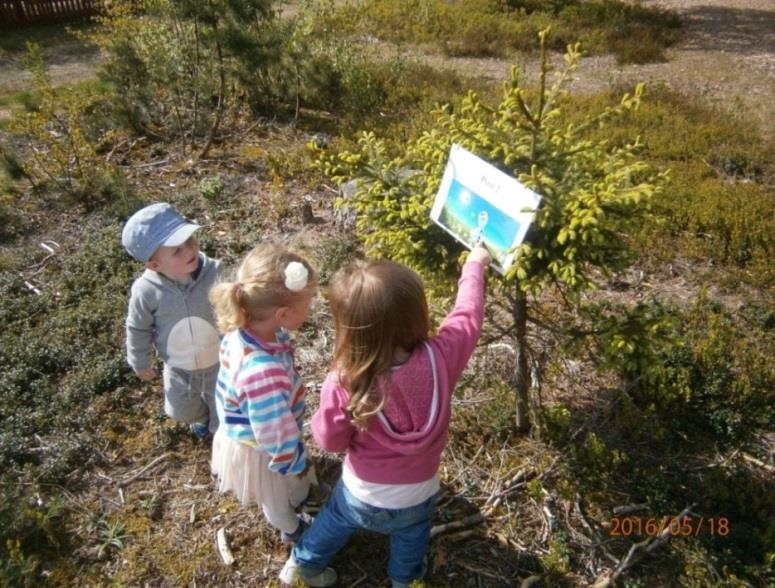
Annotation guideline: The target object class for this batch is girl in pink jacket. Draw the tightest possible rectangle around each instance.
[280,245,491,588]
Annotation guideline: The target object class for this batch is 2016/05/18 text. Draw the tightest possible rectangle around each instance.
[609,516,730,538]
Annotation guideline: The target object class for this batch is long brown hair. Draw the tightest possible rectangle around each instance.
[210,243,317,333]
[327,259,431,430]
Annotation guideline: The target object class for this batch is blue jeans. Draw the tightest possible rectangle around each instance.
[293,479,437,586]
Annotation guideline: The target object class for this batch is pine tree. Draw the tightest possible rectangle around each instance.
[91,0,282,157]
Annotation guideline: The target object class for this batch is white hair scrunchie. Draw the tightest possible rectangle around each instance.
[284,261,309,292]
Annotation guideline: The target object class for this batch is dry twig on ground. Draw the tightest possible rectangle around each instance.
[593,504,697,587]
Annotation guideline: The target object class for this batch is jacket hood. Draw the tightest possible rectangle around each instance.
[362,342,449,456]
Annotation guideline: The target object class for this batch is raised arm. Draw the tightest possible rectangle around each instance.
[433,246,490,384]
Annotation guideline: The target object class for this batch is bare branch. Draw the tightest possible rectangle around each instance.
[117,453,172,488]
[216,527,235,565]
[430,513,485,538]
[593,504,696,587]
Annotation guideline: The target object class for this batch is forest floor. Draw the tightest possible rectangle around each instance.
[0,1,773,587]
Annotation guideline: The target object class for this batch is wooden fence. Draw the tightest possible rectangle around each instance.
[0,0,105,28]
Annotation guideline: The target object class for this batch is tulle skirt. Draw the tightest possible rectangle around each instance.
[211,429,312,509]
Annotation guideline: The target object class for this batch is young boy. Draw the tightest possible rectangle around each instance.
[122,202,223,438]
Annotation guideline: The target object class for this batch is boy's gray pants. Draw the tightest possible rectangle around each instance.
[163,364,220,433]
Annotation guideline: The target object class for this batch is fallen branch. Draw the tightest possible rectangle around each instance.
[183,483,210,491]
[216,527,234,565]
[117,452,171,488]
[456,559,508,581]
[484,467,535,512]
[575,495,618,565]
[444,529,480,542]
[741,452,775,473]
[430,513,485,538]
[346,561,369,588]
[540,489,557,545]
[21,277,42,295]
[128,158,169,169]
[593,504,696,588]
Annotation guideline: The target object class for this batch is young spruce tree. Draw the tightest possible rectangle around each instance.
[316,31,666,432]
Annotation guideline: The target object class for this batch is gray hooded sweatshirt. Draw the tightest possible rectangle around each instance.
[125,253,223,374]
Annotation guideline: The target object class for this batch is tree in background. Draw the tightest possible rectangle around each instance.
[1,44,129,207]
[316,31,668,432]
[90,0,281,158]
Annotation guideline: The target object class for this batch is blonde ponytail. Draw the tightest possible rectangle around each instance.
[209,242,317,334]
[209,280,247,333]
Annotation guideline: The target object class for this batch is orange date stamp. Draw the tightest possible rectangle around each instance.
[609,516,730,538]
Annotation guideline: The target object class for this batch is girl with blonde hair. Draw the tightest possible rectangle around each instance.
[209,242,322,545]
[280,245,492,588]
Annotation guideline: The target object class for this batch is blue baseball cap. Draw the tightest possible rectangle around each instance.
[121,203,200,262]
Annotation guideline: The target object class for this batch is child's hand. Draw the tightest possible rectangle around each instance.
[136,367,156,381]
[468,244,492,267]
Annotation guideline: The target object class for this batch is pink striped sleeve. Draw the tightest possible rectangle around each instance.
[237,359,306,475]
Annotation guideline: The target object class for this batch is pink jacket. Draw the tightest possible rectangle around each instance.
[312,261,486,484]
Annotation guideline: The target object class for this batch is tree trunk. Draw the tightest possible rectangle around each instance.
[199,38,225,160]
[513,287,531,433]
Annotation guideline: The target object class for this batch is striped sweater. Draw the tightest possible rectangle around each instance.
[214,328,307,475]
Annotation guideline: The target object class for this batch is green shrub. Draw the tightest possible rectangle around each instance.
[90,0,283,153]
[0,224,135,479]
[0,164,21,241]
[5,44,130,208]
[555,0,681,64]
[316,34,666,432]
[564,87,773,287]
[0,221,138,582]
[628,296,774,444]
[279,1,467,131]
[662,165,772,279]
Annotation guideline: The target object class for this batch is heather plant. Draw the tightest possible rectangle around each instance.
[569,87,774,287]
[0,224,136,584]
[628,296,774,444]
[342,0,680,63]
[0,226,134,477]
[315,31,666,431]
[1,490,66,586]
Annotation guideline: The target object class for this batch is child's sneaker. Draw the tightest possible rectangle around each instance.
[279,555,337,587]
[299,482,331,512]
[281,512,313,545]
[190,421,209,439]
